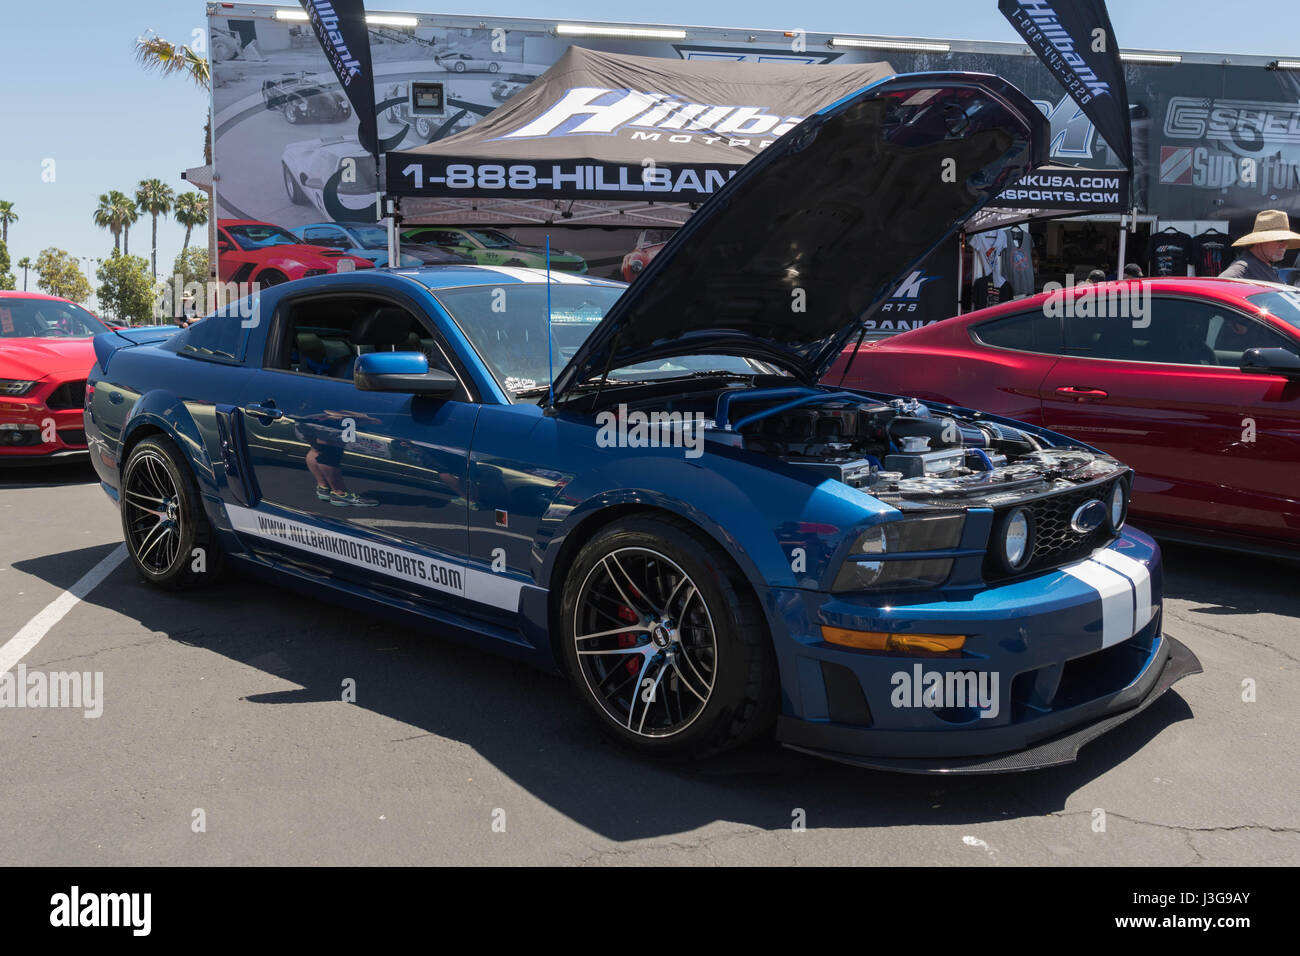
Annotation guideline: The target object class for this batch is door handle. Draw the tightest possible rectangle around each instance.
[242,401,283,421]
[1054,386,1109,401]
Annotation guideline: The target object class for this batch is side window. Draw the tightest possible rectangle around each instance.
[303,226,338,245]
[1059,297,1281,367]
[1206,311,1294,367]
[973,310,1062,354]
[272,294,471,401]
[174,297,258,362]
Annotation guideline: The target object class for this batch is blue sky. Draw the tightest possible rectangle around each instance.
[1,0,1297,300]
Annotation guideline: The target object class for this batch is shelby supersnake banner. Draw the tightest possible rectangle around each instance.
[297,0,379,155]
[998,0,1133,172]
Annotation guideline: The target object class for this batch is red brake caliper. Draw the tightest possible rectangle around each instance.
[616,604,640,676]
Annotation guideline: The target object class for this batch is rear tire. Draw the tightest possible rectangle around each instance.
[121,435,225,590]
[559,515,778,760]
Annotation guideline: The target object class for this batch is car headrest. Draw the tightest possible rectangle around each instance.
[352,307,411,347]
[295,330,327,362]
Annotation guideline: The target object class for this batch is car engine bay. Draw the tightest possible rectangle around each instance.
[588,381,1128,510]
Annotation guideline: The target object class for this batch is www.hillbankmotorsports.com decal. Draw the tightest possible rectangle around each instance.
[224,504,533,611]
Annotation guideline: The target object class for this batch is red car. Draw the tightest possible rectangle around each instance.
[0,291,111,465]
[217,219,373,287]
[620,229,672,282]
[827,277,1300,555]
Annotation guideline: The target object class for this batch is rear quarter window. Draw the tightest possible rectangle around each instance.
[168,296,259,363]
[972,309,1062,354]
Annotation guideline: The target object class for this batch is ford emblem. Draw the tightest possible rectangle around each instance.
[1071,500,1107,534]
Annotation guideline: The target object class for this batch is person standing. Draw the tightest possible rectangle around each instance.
[1219,210,1300,282]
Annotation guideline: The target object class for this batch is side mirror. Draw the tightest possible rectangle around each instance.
[1241,347,1300,378]
[353,351,457,395]
[217,239,233,252]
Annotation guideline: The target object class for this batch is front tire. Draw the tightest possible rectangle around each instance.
[121,435,224,590]
[560,515,778,759]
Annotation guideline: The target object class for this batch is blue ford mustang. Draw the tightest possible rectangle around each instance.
[84,73,1199,772]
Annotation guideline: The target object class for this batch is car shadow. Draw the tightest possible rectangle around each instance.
[0,461,96,489]
[1159,541,1300,618]
[14,545,1198,843]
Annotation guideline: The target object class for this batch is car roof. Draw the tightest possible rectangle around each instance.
[966,277,1283,320]
[392,264,624,292]
[0,290,77,303]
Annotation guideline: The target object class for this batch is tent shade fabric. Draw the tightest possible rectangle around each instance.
[385,46,894,201]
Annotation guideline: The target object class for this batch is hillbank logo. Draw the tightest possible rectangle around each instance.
[501,87,805,145]
[1004,0,1112,105]
[891,665,1000,719]
[302,1,364,86]
[0,665,103,718]
[595,404,706,459]
[50,886,150,936]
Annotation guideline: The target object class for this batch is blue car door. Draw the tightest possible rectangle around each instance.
[227,285,484,616]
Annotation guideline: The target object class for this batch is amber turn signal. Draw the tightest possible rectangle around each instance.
[820,626,966,654]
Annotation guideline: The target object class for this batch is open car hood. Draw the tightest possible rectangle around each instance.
[551,72,1047,400]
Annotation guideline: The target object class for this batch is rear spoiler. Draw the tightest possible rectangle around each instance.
[92,325,181,373]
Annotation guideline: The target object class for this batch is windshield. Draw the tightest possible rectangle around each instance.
[0,297,108,338]
[1246,290,1300,336]
[429,283,768,394]
[468,229,517,249]
[227,224,301,249]
[349,225,389,250]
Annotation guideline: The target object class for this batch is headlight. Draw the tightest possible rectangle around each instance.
[834,513,964,592]
[1109,481,1127,531]
[995,506,1034,574]
[0,379,37,396]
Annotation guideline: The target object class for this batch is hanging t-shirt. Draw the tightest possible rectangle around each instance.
[1006,230,1035,297]
[970,230,1008,286]
[1146,229,1194,277]
[1192,231,1232,277]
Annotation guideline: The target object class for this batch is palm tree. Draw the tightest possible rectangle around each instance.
[136,179,175,278]
[174,191,209,253]
[93,192,127,253]
[16,256,31,291]
[0,200,17,245]
[135,33,212,164]
[116,193,140,257]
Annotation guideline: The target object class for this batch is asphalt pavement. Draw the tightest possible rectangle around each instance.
[1,462,1296,866]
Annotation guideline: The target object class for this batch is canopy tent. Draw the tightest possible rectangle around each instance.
[384,47,895,226]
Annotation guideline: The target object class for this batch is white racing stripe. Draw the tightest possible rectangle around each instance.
[1090,548,1155,631]
[1060,556,1135,648]
[477,265,589,284]
[0,545,127,674]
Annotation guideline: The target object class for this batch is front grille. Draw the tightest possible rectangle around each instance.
[58,429,87,447]
[552,260,586,272]
[983,478,1122,582]
[47,380,86,410]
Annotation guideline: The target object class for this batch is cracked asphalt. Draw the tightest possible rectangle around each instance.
[2,463,1296,866]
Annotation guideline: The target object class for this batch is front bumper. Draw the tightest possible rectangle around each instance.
[780,632,1199,773]
[768,530,1200,772]
[0,386,89,463]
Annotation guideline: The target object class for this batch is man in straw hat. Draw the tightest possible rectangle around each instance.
[1218,209,1300,282]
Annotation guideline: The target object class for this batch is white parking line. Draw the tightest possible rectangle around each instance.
[0,545,127,674]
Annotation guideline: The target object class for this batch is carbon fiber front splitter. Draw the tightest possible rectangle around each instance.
[780,635,1201,774]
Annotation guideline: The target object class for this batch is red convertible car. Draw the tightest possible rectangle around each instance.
[0,291,111,465]
[217,219,373,287]
[827,278,1300,555]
